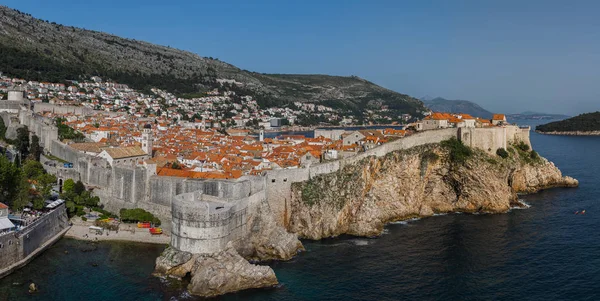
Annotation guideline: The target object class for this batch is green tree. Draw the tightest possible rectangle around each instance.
[29,134,42,161]
[0,117,6,141]
[63,178,75,193]
[55,118,85,141]
[16,126,30,158]
[74,180,86,195]
[23,160,45,179]
[37,173,57,199]
[0,156,22,207]
[119,208,161,225]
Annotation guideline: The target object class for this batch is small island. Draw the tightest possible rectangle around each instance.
[536,111,600,135]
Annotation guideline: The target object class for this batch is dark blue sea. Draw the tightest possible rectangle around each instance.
[2,120,599,301]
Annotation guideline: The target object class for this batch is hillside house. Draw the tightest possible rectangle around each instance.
[419,112,452,131]
[492,114,507,125]
[342,131,366,146]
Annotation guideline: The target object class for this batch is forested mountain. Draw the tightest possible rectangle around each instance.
[0,6,426,118]
[421,97,493,119]
[536,112,600,132]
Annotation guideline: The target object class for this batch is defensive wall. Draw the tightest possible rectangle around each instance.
[26,108,530,238]
[0,205,70,278]
[18,111,59,149]
[263,126,530,226]
[33,103,94,116]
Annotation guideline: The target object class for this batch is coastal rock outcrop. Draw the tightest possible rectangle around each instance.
[155,245,277,298]
[154,197,302,297]
[188,246,278,297]
[288,143,578,240]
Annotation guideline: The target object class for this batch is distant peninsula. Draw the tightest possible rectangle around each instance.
[507,111,570,122]
[536,112,600,135]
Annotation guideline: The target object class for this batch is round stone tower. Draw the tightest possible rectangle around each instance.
[170,191,245,254]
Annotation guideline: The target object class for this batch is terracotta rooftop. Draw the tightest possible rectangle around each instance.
[492,114,506,120]
[102,146,147,159]
[69,142,104,153]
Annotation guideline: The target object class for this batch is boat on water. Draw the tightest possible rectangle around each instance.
[149,227,162,235]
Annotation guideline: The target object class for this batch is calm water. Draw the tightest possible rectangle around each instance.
[2,121,599,301]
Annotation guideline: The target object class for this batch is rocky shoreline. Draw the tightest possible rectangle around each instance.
[536,130,600,136]
[154,141,578,297]
[287,143,578,240]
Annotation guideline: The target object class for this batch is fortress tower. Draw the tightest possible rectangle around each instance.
[7,86,25,102]
[1,87,26,114]
[142,124,153,157]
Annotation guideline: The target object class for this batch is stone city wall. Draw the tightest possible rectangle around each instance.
[37,122,531,233]
[0,205,69,277]
[19,112,59,149]
[33,103,94,116]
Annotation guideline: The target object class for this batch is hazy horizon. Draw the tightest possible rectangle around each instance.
[3,0,600,116]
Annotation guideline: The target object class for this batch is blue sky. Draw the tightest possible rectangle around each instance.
[3,0,600,115]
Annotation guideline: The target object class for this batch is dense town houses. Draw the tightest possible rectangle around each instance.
[1,73,510,181]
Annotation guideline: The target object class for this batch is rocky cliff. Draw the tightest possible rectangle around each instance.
[288,142,578,240]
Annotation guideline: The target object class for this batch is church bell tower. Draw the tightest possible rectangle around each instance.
[142,124,153,157]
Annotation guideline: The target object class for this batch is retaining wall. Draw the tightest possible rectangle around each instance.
[0,205,69,278]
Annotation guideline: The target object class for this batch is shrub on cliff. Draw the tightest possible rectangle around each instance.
[300,181,321,206]
[496,148,509,158]
[441,137,472,164]
[530,150,540,161]
[516,141,530,152]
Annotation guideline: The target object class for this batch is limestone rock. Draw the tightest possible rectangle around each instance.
[155,246,280,297]
[288,144,578,240]
[236,199,304,261]
[154,247,195,278]
[188,247,278,297]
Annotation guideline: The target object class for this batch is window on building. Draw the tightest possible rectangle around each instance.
[283,178,288,182]
[271,179,276,183]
